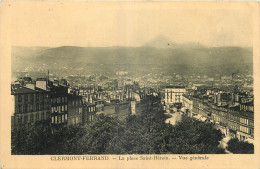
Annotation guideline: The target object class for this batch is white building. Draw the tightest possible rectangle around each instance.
[164,86,186,106]
[182,95,193,117]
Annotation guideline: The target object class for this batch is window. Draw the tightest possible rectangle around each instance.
[65,114,67,120]
[52,116,54,123]
[64,97,67,102]
[250,128,254,135]
[30,94,34,102]
[79,108,82,114]
[24,104,28,113]
[240,126,249,133]
[18,105,22,113]
[41,113,45,120]
[62,105,64,112]
[76,117,79,124]
[40,103,44,110]
[31,104,33,111]
[36,103,39,111]
[65,105,67,111]
[30,114,34,123]
[24,95,28,102]
[58,116,61,123]
[36,113,39,121]
[18,95,22,102]
[62,97,64,103]
[24,115,28,123]
[62,115,64,123]
[55,116,57,124]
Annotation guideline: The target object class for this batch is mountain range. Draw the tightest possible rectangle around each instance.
[12,35,253,73]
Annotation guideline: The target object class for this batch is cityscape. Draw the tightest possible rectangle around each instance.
[11,37,254,154]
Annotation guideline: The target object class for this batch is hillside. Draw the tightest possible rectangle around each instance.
[12,44,253,76]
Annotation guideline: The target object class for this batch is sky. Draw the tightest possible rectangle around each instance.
[5,1,255,47]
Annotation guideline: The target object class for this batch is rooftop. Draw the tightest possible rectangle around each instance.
[84,102,96,106]
[11,86,44,95]
[165,86,185,89]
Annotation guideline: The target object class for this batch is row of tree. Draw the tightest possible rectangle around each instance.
[12,109,226,154]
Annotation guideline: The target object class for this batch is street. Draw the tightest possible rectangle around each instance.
[165,111,182,125]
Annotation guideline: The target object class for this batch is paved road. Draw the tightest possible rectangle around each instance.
[218,136,233,154]
[165,112,182,125]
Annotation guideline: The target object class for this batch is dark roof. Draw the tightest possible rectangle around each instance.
[68,94,82,99]
[22,77,32,81]
[11,86,42,95]
[35,87,50,92]
[36,78,47,81]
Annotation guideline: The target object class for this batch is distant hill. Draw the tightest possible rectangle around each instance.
[12,44,253,75]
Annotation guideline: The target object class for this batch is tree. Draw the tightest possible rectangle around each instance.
[167,115,225,154]
[75,114,125,154]
[12,109,226,154]
[11,122,54,155]
[227,138,254,154]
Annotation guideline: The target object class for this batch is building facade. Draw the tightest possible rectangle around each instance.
[82,103,96,125]
[67,94,83,125]
[184,94,254,142]
[50,84,69,126]
[11,86,50,126]
[165,86,186,106]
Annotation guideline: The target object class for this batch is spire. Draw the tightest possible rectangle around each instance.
[47,69,50,86]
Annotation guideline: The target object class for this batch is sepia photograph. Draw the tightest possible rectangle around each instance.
[0,1,259,169]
